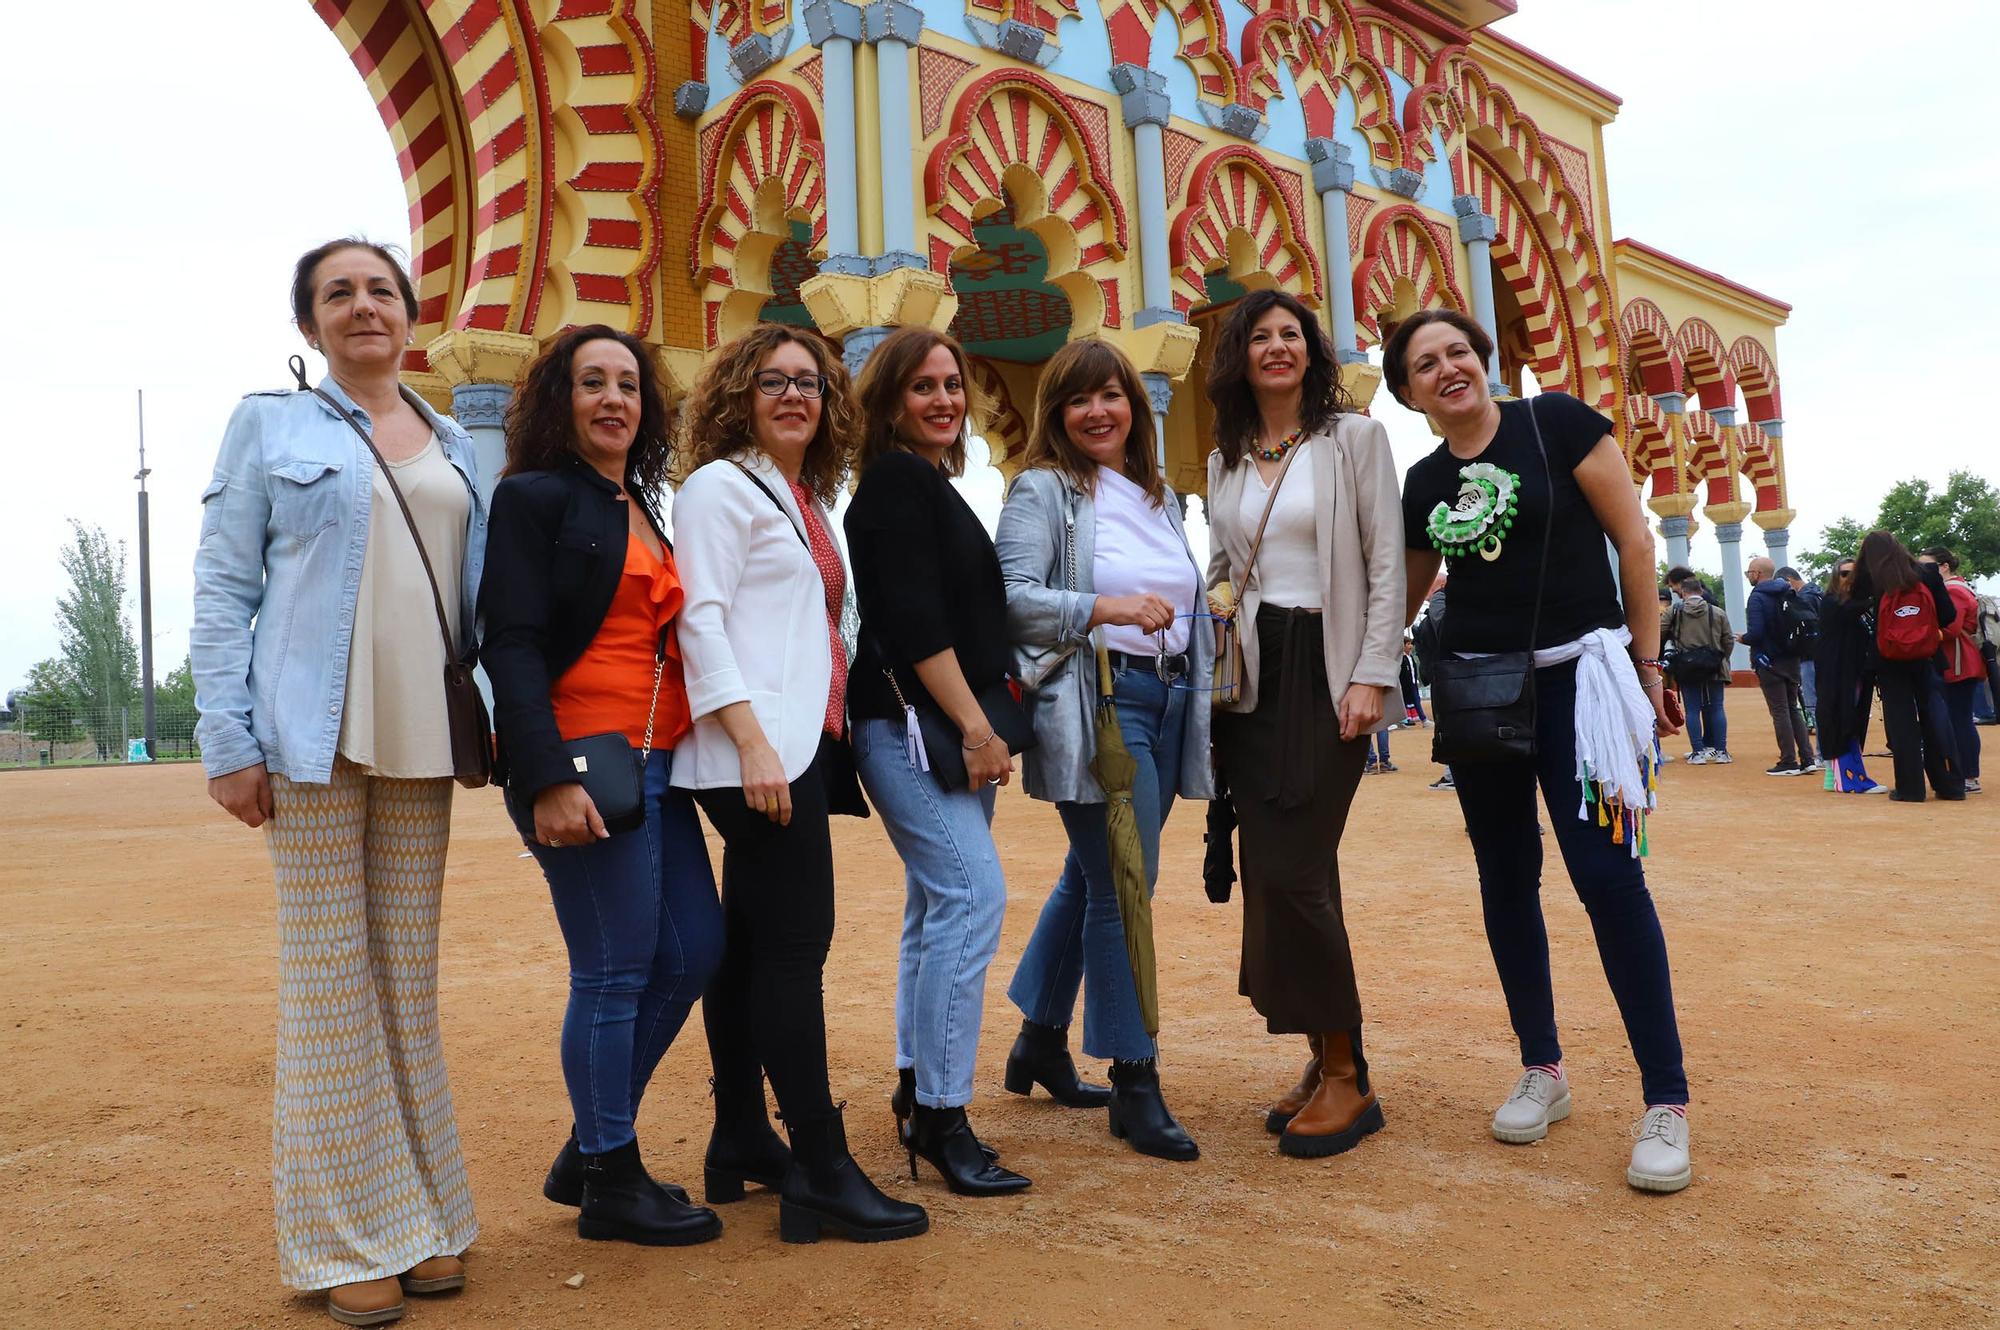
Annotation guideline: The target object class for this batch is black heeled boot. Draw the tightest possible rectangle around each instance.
[778,1107,929,1244]
[1107,1059,1199,1161]
[908,1105,1032,1195]
[1003,1019,1112,1107]
[894,1068,1000,1162]
[545,1127,688,1207]
[578,1140,723,1246]
[703,1075,793,1205]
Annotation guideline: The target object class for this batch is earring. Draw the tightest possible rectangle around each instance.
[406,334,415,345]
[309,341,320,350]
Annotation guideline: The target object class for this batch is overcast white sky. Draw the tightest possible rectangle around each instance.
[2,0,1994,692]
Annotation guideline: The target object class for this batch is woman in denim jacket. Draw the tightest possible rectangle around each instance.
[191,240,487,1327]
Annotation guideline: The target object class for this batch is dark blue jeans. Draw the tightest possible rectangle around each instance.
[1450,659,1688,1106]
[528,749,724,1154]
[1682,678,1728,754]
[1943,679,1983,781]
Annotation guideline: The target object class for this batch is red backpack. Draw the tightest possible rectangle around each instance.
[1877,584,1942,661]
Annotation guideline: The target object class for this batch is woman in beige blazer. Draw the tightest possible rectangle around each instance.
[1203,289,1406,1161]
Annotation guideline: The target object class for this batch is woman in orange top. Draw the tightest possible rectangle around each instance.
[481,326,738,1248]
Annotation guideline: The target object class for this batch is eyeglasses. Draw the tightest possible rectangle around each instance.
[755,371,826,398]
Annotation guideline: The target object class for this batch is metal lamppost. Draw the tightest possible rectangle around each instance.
[136,389,156,759]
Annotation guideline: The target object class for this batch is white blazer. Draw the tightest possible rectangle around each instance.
[670,451,841,788]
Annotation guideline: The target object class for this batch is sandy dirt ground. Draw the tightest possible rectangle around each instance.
[3,689,1996,1329]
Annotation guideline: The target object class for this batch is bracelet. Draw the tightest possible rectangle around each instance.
[1633,656,1666,670]
[961,731,998,751]
[1640,678,1665,691]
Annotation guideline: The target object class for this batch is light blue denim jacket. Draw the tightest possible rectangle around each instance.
[190,378,488,783]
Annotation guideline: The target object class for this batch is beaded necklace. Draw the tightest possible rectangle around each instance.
[1253,428,1306,462]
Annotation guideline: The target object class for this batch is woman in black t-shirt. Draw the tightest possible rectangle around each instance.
[1386,310,1694,1196]
[845,326,1031,1199]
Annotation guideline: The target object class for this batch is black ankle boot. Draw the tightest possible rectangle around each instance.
[894,1068,1000,1162]
[578,1140,723,1246]
[1107,1059,1199,1161]
[1003,1019,1112,1107]
[546,1127,688,1207]
[703,1076,793,1205]
[778,1108,929,1244]
[907,1105,1032,1195]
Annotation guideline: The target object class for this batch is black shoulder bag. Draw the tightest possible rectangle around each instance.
[294,357,492,789]
[1427,398,1555,765]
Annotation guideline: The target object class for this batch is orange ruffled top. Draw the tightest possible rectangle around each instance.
[549,532,692,752]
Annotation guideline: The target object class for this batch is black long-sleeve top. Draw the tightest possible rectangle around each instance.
[843,450,1013,724]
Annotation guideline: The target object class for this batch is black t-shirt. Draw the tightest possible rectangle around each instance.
[844,450,1014,723]
[1401,392,1623,653]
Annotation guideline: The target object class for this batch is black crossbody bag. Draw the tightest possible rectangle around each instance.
[1428,398,1555,765]
[504,626,669,841]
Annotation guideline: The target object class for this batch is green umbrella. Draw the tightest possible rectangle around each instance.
[1089,645,1159,1037]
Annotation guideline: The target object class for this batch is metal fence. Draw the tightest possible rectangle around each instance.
[0,704,200,768]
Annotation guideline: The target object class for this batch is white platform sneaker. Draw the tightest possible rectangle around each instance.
[1490,1066,1572,1143]
[1626,1106,1692,1193]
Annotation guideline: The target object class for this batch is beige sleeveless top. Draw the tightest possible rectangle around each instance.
[337,436,468,777]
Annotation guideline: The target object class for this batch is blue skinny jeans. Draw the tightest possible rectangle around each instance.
[1449,659,1688,1106]
[1008,665,1188,1063]
[1682,678,1728,754]
[526,749,724,1154]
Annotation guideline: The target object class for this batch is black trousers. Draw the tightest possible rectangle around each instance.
[695,736,842,1133]
[1876,661,1962,800]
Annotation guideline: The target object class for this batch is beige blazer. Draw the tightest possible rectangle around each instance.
[1205,413,1407,724]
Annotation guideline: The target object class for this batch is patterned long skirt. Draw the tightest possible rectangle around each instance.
[265,757,478,1290]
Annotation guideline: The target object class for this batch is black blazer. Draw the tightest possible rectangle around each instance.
[478,461,667,801]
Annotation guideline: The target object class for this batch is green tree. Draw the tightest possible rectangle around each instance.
[53,521,140,714]
[154,655,200,758]
[1874,472,2000,577]
[1797,515,1869,585]
[15,657,84,744]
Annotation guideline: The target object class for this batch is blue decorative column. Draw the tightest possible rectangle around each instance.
[1111,64,1176,329]
[803,0,868,275]
[1453,194,1502,392]
[1659,515,1693,570]
[1305,139,1364,365]
[1714,520,1749,670]
[864,0,924,273]
[450,382,512,510]
[1141,371,1173,475]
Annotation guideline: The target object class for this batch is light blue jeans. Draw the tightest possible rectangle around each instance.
[1008,665,1188,1062]
[853,716,1005,1108]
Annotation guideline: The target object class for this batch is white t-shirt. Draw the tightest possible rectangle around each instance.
[1092,466,1198,656]
[1237,447,1321,609]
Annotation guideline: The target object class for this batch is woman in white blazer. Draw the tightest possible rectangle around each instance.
[670,324,927,1246]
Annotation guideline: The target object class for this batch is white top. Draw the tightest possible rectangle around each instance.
[337,435,466,777]
[1092,466,1198,656]
[1238,446,1322,610]
[669,451,843,788]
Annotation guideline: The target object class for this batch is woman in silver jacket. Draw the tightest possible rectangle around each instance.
[995,338,1213,1161]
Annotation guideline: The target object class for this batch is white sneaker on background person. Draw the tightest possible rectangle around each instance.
[1626,1106,1692,1193]
[1684,750,1708,765]
[1709,750,1733,764]
[1491,1065,1571,1143]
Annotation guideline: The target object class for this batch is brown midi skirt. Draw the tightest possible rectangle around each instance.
[1214,604,1368,1034]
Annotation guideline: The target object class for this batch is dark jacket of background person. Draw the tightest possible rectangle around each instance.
[1811,590,1876,759]
[844,450,1014,724]
[479,461,663,801]
[1742,577,1801,666]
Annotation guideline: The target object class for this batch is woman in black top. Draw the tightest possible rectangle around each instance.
[845,327,1030,1196]
[1850,530,1964,801]
[1389,310,1694,1195]
[1811,558,1887,793]
[480,325,732,1247]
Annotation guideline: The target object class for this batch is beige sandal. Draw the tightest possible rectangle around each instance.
[327,1276,404,1326]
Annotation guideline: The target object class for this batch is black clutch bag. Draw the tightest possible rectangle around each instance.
[1428,398,1553,766]
[508,732,645,839]
[886,667,1038,792]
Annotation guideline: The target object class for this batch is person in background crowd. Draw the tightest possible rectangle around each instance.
[671,324,929,1244]
[1204,289,1403,1161]
[1665,574,1734,765]
[1979,592,2000,724]
[1364,722,1396,774]
[1665,565,1720,608]
[1398,635,1426,727]
[1742,554,1819,777]
[480,326,725,1248]
[1811,558,1887,794]
[1850,531,1962,803]
[1391,308,1693,1195]
[1919,547,1984,794]
[1412,575,1453,790]
[845,327,1029,1195]
[998,336,1213,1162]
[1781,567,1823,732]
[192,239,483,1325]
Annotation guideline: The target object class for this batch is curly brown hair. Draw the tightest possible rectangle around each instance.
[854,326,976,479]
[672,324,857,506]
[1021,337,1165,508]
[1203,289,1351,467]
[501,325,674,510]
